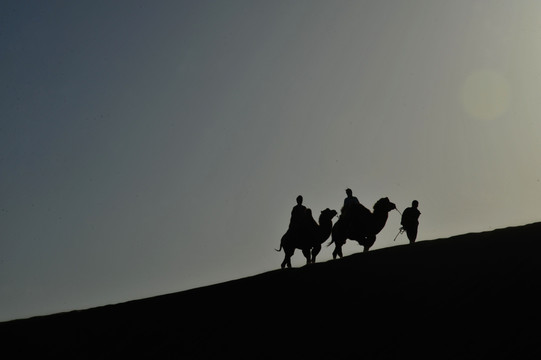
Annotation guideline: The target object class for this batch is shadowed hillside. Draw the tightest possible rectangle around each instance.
[2,223,541,359]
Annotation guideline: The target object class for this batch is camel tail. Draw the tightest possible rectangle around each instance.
[276,233,287,252]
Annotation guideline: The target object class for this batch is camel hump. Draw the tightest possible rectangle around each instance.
[352,202,371,218]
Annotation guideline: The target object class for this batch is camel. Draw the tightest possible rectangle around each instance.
[329,197,396,258]
[276,208,337,269]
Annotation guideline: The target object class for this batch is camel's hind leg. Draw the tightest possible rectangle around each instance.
[332,244,344,259]
[301,248,311,265]
[331,236,346,259]
[281,248,294,269]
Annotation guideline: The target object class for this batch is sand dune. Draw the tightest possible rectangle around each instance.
[2,222,541,358]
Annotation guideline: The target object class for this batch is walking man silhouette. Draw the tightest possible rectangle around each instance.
[401,200,421,243]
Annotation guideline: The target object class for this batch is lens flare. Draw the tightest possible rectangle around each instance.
[460,69,510,121]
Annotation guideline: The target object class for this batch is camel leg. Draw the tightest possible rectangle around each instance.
[287,248,294,268]
[282,248,294,269]
[281,256,288,269]
[311,245,321,263]
[332,244,343,259]
[302,249,311,265]
[364,235,376,252]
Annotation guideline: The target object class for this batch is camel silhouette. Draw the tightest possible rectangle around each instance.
[276,208,337,269]
[329,197,396,258]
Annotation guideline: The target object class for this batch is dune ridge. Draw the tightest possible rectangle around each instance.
[2,222,541,358]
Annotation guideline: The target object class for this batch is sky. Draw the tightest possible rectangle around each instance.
[2,0,541,321]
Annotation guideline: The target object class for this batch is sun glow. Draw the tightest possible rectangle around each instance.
[461,69,510,121]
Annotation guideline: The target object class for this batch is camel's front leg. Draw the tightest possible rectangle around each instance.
[311,244,321,263]
[361,235,376,252]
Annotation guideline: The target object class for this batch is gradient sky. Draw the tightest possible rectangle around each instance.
[2,0,541,321]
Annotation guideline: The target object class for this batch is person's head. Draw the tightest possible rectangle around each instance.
[345,188,352,197]
[296,195,303,205]
[412,200,419,208]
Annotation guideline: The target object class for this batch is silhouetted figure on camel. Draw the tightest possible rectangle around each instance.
[401,200,421,244]
[276,196,337,268]
[329,196,396,258]
[342,188,360,217]
[289,195,307,233]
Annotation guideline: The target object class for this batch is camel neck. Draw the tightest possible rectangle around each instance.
[372,211,389,232]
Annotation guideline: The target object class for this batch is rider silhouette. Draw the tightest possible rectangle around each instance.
[401,200,421,243]
[341,188,360,220]
[289,195,307,233]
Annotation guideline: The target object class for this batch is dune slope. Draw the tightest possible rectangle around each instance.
[2,223,541,358]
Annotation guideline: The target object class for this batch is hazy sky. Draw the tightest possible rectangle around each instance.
[2,0,541,321]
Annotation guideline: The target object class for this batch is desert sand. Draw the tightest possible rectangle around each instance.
[2,222,540,358]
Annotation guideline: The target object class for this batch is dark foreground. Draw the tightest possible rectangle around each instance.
[2,223,541,359]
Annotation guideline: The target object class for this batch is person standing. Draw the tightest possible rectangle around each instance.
[401,200,421,244]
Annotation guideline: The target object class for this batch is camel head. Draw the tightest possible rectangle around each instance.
[373,197,396,213]
[320,208,338,223]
